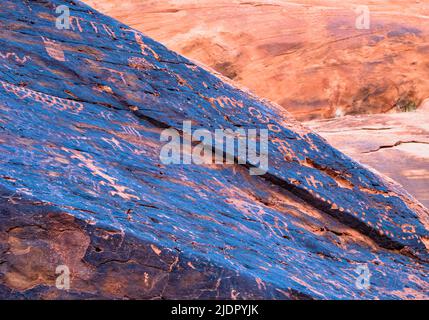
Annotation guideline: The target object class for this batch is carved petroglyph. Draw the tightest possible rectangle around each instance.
[192,93,425,251]
[249,106,269,123]
[137,34,159,60]
[271,137,298,163]
[69,16,84,33]
[102,24,116,39]
[41,36,66,62]
[243,101,422,245]
[89,21,99,33]
[125,29,160,61]
[0,0,426,301]
[175,74,193,90]
[67,15,118,40]
[62,148,140,201]
[85,59,127,85]
[101,137,124,152]
[0,52,30,64]
[128,56,154,71]
[217,96,244,109]
[0,80,83,114]
[305,176,324,189]
[122,125,142,139]
[106,68,126,85]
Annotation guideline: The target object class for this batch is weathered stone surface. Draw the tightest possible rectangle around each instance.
[305,108,429,209]
[82,0,429,220]
[84,0,429,120]
[0,0,428,299]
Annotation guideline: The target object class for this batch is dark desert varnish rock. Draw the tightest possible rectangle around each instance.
[0,0,427,299]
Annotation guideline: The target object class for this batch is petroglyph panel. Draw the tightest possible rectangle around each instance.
[0,0,427,300]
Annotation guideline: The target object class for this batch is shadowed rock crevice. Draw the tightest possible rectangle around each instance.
[362,141,429,154]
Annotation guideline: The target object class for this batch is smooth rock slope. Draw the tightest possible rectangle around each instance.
[0,0,428,299]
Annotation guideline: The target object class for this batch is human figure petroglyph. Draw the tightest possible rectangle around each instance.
[89,21,98,33]
[69,16,84,33]
[305,176,323,189]
[66,14,118,40]
[102,24,116,39]
[0,80,83,114]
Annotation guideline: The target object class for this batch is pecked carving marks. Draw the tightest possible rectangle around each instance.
[0,80,83,114]
[0,52,30,64]
[62,147,140,201]
[42,36,66,62]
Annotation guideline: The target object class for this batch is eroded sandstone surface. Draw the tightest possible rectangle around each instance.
[84,0,429,120]
[0,0,428,299]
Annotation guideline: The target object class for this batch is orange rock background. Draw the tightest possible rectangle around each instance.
[85,0,429,120]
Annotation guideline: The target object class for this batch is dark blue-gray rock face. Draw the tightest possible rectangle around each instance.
[0,0,427,299]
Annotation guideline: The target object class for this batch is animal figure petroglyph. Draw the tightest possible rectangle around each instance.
[62,147,140,201]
